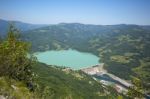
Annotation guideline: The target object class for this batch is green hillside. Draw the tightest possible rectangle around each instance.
[32,62,121,99]
[22,23,150,93]
[1,24,149,98]
[0,26,123,99]
[0,62,121,99]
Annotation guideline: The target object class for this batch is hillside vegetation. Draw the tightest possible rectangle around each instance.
[0,25,123,99]
[22,23,150,93]
[32,63,121,99]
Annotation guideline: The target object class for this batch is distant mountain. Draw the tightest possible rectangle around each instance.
[0,19,47,35]
[22,23,150,53]
[141,25,150,31]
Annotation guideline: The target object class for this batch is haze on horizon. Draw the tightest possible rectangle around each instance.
[0,0,150,25]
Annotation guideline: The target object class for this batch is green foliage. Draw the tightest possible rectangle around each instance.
[0,77,38,99]
[0,25,35,83]
[127,77,144,99]
[133,58,150,86]
[117,95,123,99]
[32,62,120,99]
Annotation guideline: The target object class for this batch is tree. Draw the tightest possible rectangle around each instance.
[127,77,144,99]
[0,25,36,83]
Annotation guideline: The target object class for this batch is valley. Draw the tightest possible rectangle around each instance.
[21,23,150,95]
[0,19,150,98]
[0,0,150,98]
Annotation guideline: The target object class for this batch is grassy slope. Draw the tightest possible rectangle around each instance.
[0,77,36,99]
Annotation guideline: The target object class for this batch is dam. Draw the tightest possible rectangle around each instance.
[81,63,132,93]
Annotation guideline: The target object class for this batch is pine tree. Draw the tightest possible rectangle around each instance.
[0,25,36,83]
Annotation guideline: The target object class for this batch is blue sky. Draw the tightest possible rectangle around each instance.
[0,0,150,25]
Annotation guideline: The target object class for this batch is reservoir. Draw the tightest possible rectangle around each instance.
[35,49,100,70]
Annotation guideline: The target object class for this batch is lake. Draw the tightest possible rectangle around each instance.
[35,49,100,70]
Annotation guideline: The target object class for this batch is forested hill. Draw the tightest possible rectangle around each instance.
[22,23,150,93]
[0,19,47,36]
[22,23,150,53]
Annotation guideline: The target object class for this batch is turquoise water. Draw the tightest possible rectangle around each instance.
[35,49,100,70]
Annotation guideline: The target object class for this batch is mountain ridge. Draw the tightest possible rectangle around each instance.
[0,19,47,35]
